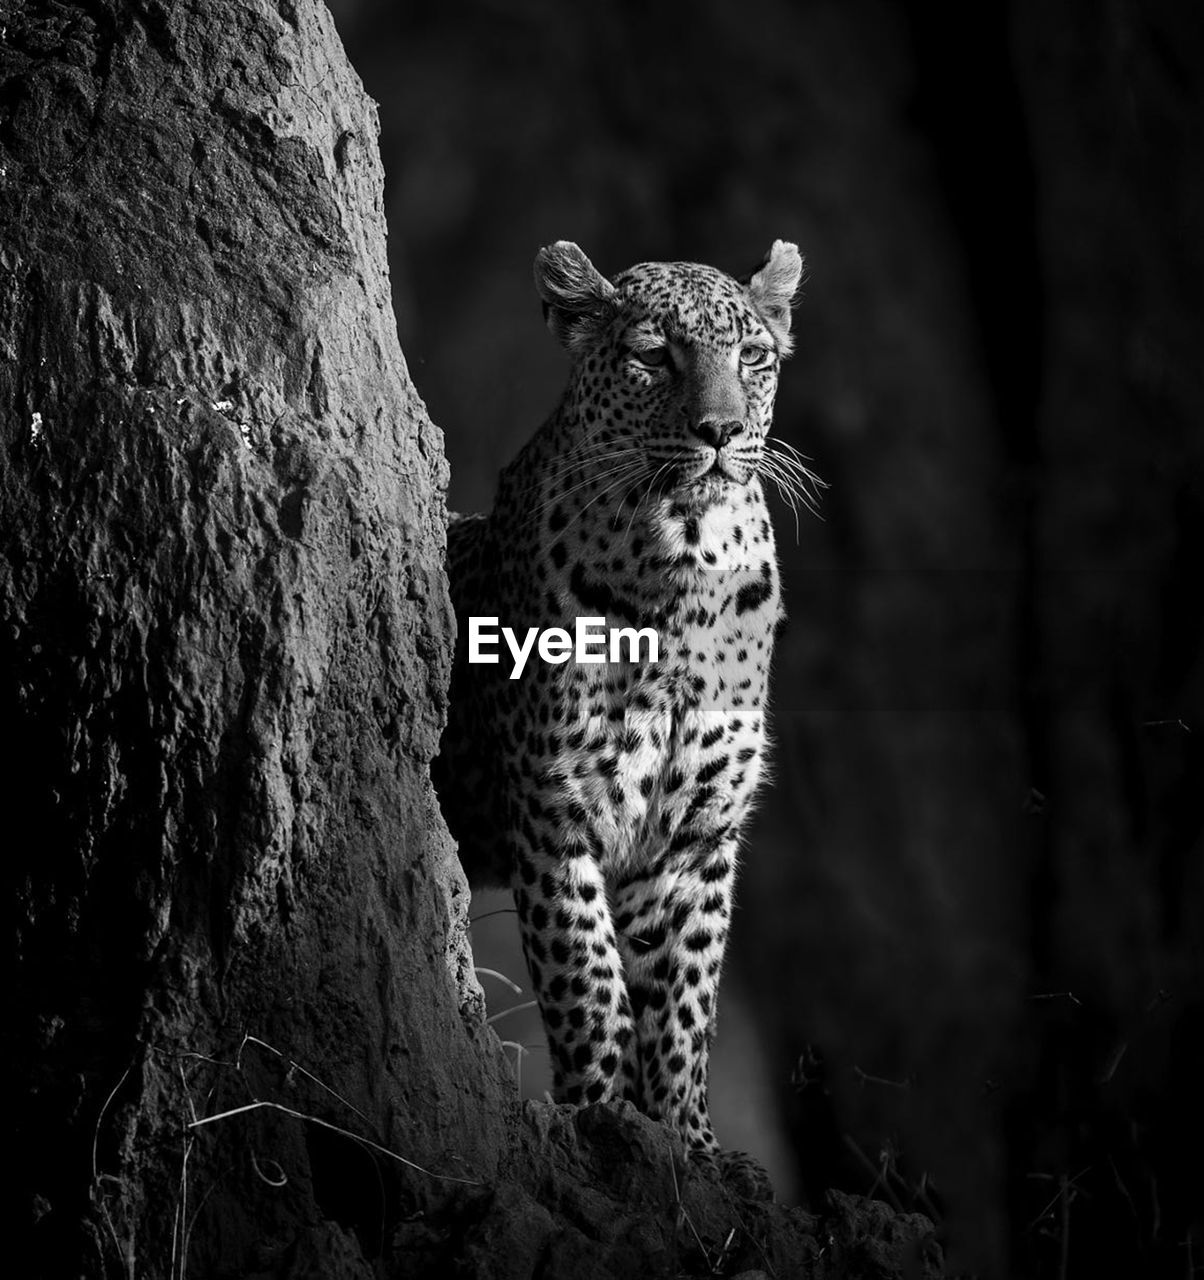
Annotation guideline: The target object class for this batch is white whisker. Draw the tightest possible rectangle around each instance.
[529,454,644,517]
[758,455,802,542]
[555,460,650,538]
[527,446,645,503]
[763,442,825,515]
[624,461,673,539]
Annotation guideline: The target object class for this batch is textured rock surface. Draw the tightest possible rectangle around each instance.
[0,1,941,1276]
[0,0,501,1273]
[394,1103,941,1280]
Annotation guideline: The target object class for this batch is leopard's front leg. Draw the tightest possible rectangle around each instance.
[512,832,635,1105]
[611,832,738,1154]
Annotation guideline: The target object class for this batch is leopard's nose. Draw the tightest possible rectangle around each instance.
[691,418,743,448]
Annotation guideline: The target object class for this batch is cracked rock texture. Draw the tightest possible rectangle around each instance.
[0,2,940,1276]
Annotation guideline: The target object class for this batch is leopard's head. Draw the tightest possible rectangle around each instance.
[534,240,806,512]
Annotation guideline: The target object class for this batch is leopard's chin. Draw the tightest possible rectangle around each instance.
[675,467,747,507]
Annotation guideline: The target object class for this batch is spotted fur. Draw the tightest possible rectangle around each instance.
[435,240,805,1170]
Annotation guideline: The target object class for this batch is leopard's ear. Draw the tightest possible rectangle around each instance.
[534,241,616,354]
[747,240,804,356]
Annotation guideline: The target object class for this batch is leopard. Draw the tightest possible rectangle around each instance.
[433,238,811,1190]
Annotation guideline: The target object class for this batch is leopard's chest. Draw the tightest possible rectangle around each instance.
[539,576,777,874]
[492,474,782,870]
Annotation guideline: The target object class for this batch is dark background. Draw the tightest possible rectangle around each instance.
[326,2,1203,1275]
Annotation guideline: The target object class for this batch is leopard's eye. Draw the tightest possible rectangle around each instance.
[740,344,774,367]
[632,345,671,369]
